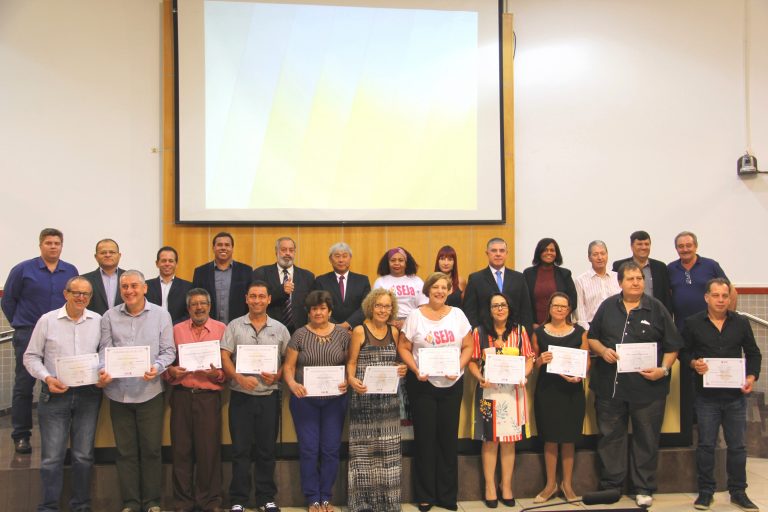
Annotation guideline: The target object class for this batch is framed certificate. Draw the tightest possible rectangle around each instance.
[417,346,460,377]
[547,345,588,379]
[616,342,657,373]
[304,365,345,397]
[235,344,278,374]
[105,345,151,378]
[55,353,100,387]
[703,358,745,388]
[362,366,399,394]
[484,354,526,384]
[178,340,221,371]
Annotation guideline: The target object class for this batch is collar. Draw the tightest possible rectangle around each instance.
[334,271,349,279]
[277,263,294,274]
[159,275,175,284]
[488,265,506,275]
[36,256,62,271]
[56,305,98,323]
[616,292,652,311]
[189,317,218,332]
[117,299,151,317]
[587,267,610,278]
[99,267,118,278]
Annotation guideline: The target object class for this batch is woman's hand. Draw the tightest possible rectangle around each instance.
[559,374,582,383]
[349,377,367,394]
[338,380,348,393]
[539,351,553,365]
[478,377,493,389]
[289,381,308,398]
[417,371,429,382]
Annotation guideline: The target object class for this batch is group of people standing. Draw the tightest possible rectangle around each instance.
[1,228,761,512]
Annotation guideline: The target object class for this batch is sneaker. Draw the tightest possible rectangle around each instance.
[694,492,713,510]
[636,494,653,507]
[261,503,280,512]
[731,493,759,512]
[230,506,245,512]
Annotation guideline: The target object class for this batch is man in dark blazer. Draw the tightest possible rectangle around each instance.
[312,242,371,329]
[145,246,193,324]
[82,238,124,315]
[192,232,252,325]
[612,230,672,313]
[252,237,314,333]
[463,237,534,332]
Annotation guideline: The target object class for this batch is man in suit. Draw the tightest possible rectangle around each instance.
[192,232,252,325]
[312,242,371,330]
[145,246,193,324]
[82,238,124,315]
[463,237,534,332]
[252,237,314,333]
[611,230,672,313]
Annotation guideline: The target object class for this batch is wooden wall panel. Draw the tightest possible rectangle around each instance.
[161,1,516,285]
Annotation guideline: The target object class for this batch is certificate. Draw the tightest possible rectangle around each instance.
[363,366,399,394]
[235,344,279,374]
[417,346,460,377]
[304,365,345,397]
[703,358,745,388]
[547,345,588,379]
[616,342,657,373]
[178,340,221,371]
[55,353,100,387]
[105,345,151,378]
[484,354,526,384]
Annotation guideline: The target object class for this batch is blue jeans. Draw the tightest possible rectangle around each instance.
[12,327,35,441]
[695,394,747,494]
[289,394,348,504]
[37,385,102,512]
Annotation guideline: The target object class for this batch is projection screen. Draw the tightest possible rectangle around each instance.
[175,0,504,224]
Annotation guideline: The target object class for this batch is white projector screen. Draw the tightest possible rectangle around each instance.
[175,0,504,224]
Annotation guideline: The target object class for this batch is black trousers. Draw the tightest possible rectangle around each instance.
[406,373,464,508]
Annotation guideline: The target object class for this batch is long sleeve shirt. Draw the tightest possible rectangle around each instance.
[681,310,761,399]
[1,257,78,328]
[23,305,102,382]
[99,300,175,403]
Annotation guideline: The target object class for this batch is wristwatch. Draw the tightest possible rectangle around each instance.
[660,365,670,377]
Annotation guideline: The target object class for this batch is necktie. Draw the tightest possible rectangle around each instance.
[495,270,503,292]
[283,269,293,327]
[339,274,345,302]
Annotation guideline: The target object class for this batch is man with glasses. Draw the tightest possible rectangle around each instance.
[82,238,125,315]
[163,288,227,512]
[220,281,290,512]
[23,276,109,511]
[2,228,78,454]
[667,231,734,331]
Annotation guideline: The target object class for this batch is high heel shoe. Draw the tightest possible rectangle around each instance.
[499,485,515,507]
[561,482,578,502]
[533,484,559,504]
[483,497,498,509]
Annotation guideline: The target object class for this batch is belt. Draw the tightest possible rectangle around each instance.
[175,386,219,394]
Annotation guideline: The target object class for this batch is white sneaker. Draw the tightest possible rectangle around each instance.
[636,494,653,507]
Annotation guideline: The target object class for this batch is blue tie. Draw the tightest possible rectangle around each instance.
[495,270,503,292]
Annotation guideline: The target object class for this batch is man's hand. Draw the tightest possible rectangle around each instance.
[692,358,709,375]
[96,369,112,388]
[601,348,619,364]
[283,279,295,295]
[45,376,68,393]
[742,375,756,394]
[169,366,190,380]
[143,365,159,381]
[260,372,278,386]
[639,367,666,381]
[237,374,261,391]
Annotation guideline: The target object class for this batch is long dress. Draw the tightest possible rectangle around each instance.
[534,324,586,443]
[471,325,533,442]
[347,324,402,512]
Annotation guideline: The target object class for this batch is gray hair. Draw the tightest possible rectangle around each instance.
[65,276,92,291]
[486,237,507,250]
[275,237,296,252]
[587,240,608,256]
[186,288,211,308]
[328,242,352,257]
[674,231,698,247]
[120,269,146,285]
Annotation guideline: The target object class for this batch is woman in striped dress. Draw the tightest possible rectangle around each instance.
[468,292,534,508]
[346,288,407,512]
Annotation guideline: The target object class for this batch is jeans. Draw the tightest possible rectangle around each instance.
[595,396,666,495]
[289,393,348,504]
[37,385,102,512]
[695,394,748,494]
[12,327,35,441]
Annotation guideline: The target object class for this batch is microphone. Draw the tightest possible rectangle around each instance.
[519,488,622,512]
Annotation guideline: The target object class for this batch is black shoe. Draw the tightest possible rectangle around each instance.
[261,502,280,512]
[694,492,713,510]
[14,438,31,454]
[484,497,498,508]
[417,504,432,512]
[731,493,759,512]
[500,497,516,507]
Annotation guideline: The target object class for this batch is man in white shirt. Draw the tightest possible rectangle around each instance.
[574,240,621,330]
[23,276,109,512]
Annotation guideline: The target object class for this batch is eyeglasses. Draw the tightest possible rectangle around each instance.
[188,301,210,308]
[490,303,508,310]
[685,271,692,285]
[67,290,92,298]
[551,304,570,310]
[374,304,393,310]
